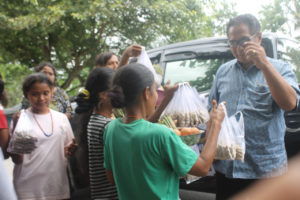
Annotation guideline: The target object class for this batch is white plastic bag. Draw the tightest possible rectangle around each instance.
[184,144,201,184]
[215,103,245,161]
[136,47,160,84]
[7,110,38,154]
[161,82,209,127]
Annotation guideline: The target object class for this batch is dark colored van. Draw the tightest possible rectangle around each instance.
[147,33,300,193]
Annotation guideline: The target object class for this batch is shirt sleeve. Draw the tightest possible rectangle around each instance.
[161,130,198,177]
[279,62,300,109]
[0,110,8,129]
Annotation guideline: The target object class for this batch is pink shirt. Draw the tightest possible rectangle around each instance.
[0,105,7,129]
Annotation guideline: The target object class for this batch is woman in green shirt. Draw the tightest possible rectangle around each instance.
[104,63,225,200]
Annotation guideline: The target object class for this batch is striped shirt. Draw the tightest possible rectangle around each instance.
[87,114,118,200]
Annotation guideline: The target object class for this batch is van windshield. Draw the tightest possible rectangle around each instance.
[164,57,232,92]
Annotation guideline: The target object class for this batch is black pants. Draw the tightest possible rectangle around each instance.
[285,132,300,159]
[216,171,257,200]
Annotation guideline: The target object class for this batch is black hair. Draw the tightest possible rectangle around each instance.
[36,61,57,79]
[0,75,8,107]
[75,67,115,114]
[226,14,261,37]
[22,73,54,98]
[0,79,3,96]
[109,63,154,108]
[95,52,117,67]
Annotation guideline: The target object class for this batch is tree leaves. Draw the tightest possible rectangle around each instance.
[0,0,236,98]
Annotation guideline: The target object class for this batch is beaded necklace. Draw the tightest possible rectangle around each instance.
[32,109,53,137]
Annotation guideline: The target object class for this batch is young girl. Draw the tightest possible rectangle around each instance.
[11,73,76,200]
[72,67,118,199]
[104,63,225,200]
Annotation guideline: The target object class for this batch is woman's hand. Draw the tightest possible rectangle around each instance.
[11,153,24,164]
[65,138,78,157]
[163,80,178,99]
[123,44,143,58]
[210,100,225,124]
[118,44,143,68]
[206,100,225,139]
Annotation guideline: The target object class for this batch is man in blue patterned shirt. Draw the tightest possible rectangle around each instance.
[209,14,300,200]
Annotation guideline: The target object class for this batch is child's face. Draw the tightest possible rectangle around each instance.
[26,82,52,113]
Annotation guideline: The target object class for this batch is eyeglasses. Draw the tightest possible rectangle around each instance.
[228,33,257,48]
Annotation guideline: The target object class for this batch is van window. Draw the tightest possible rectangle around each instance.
[164,57,232,92]
[277,38,300,81]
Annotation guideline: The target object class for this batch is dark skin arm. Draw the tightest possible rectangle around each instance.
[118,44,143,69]
[0,128,9,158]
[11,154,23,164]
[244,39,297,111]
[106,170,115,185]
[65,138,78,157]
[188,100,224,176]
[65,113,71,120]
[147,81,178,123]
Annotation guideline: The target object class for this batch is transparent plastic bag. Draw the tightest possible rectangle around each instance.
[161,82,209,127]
[215,103,245,161]
[136,47,160,85]
[184,144,201,184]
[7,110,38,154]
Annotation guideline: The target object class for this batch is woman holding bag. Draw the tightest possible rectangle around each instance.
[104,63,225,200]
[9,73,77,200]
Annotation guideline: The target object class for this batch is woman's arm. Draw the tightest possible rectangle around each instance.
[188,100,224,176]
[0,128,9,158]
[147,81,178,123]
[117,44,142,69]
[106,170,115,185]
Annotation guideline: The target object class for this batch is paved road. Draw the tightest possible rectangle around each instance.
[180,189,215,200]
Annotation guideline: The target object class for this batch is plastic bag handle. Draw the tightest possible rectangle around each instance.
[219,102,228,117]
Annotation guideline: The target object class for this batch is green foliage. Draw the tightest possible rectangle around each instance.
[260,0,300,36]
[0,0,236,103]
[0,63,33,107]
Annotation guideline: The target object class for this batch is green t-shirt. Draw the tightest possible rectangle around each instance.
[104,118,198,200]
